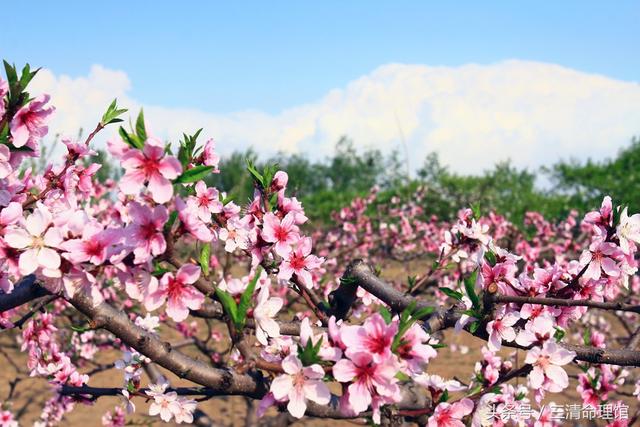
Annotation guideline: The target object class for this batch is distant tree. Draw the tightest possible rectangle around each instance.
[545,136,640,214]
[417,153,570,225]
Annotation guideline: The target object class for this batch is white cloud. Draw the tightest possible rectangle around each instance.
[30,60,640,175]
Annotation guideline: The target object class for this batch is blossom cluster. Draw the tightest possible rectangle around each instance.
[0,62,638,427]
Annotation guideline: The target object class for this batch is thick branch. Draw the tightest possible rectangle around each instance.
[59,384,431,420]
[60,385,229,398]
[343,260,640,368]
[494,294,640,314]
[0,276,47,313]
[192,303,322,336]
[335,259,434,315]
[66,288,268,399]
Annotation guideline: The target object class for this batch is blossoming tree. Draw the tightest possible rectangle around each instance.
[0,61,639,427]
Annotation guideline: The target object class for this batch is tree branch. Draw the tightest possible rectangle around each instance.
[342,259,640,368]
[0,276,47,313]
[493,294,640,314]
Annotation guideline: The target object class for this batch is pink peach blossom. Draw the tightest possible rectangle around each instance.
[119,138,182,203]
[262,212,299,257]
[146,264,204,322]
[125,202,168,263]
[340,313,397,363]
[277,237,323,288]
[525,341,576,392]
[270,354,330,418]
[486,309,519,352]
[253,284,283,345]
[4,203,63,277]
[0,145,13,179]
[10,94,54,148]
[428,398,474,427]
[332,351,400,414]
[187,181,222,223]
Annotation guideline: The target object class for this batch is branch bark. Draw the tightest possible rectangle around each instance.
[493,294,640,314]
[0,276,46,313]
[341,259,640,368]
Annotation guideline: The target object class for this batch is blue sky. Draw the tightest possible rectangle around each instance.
[2,1,638,113]
[2,1,639,174]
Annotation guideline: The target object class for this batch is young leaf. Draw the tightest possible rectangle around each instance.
[101,99,128,126]
[215,288,239,325]
[407,275,417,290]
[464,269,480,310]
[471,203,481,219]
[412,306,435,320]
[18,63,40,90]
[135,109,147,142]
[163,210,179,234]
[439,287,463,301]
[174,165,214,184]
[298,336,323,366]
[199,243,211,277]
[3,61,17,86]
[378,306,392,324]
[119,126,144,149]
[246,159,264,188]
[467,384,482,396]
[395,371,411,382]
[484,250,497,266]
[468,321,480,334]
[237,267,263,329]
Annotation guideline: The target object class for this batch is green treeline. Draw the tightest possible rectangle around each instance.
[82,135,639,227]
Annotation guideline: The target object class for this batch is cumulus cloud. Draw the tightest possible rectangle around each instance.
[29,60,640,174]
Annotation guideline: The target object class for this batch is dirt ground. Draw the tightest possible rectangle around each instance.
[0,261,638,426]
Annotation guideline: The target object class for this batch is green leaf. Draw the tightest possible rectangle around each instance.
[215,288,239,325]
[391,302,432,352]
[174,165,214,184]
[554,327,566,342]
[70,324,89,333]
[468,384,482,396]
[246,158,264,188]
[135,109,147,142]
[468,321,480,334]
[4,143,34,153]
[395,371,411,382]
[151,263,170,277]
[412,306,435,320]
[378,306,392,324]
[438,389,449,403]
[177,128,203,168]
[199,243,211,277]
[583,327,591,346]
[439,287,463,301]
[484,250,497,266]
[119,126,143,149]
[3,61,17,85]
[101,99,128,126]
[163,210,179,234]
[407,275,417,290]
[464,270,480,310]
[18,63,40,90]
[431,343,447,349]
[471,203,481,219]
[298,335,323,366]
[237,267,263,329]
